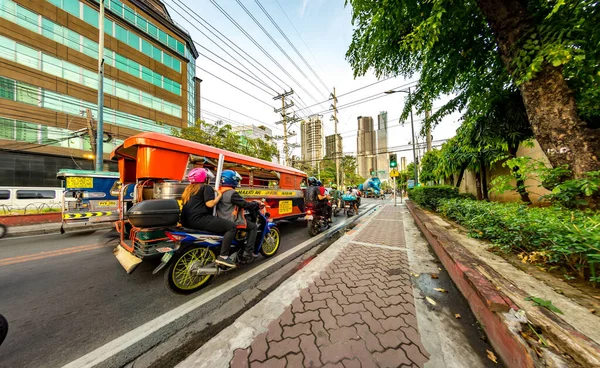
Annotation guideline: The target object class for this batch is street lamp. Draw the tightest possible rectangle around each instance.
[385,87,418,185]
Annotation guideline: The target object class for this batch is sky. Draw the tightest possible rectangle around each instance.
[166,0,462,164]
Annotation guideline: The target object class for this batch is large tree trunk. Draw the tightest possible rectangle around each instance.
[475,170,483,200]
[475,0,600,178]
[480,159,489,201]
[508,146,532,204]
[455,166,466,188]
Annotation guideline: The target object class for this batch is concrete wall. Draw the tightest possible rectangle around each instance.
[454,140,552,202]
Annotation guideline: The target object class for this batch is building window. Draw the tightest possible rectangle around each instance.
[147,23,157,38]
[109,0,123,17]
[16,5,38,33]
[0,35,16,61]
[63,0,80,17]
[135,15,147,31]
[104,17,113,36]
[15,121,39,143]
[82,4,99,27]
[127,32,139,49]
[115,24,127,43]
[16,43,38,69]
[41,53,62,77]
[0,117,14,140]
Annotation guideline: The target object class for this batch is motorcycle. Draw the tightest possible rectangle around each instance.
[342,194,359,217]
[305,203,329,237]
[0,313,7,347]
[156,204,280,294]
[332,199,341,217]
[0,223,6,239]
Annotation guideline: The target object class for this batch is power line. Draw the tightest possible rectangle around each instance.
[257,0,329,94]
[201,97,265,125]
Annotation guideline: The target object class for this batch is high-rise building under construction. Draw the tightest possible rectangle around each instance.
[356,116,376,178]
[300,115,324,168]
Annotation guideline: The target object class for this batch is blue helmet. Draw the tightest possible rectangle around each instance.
[221,170,242,187]
[317,180,322,186]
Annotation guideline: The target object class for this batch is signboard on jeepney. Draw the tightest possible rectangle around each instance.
[237,189,300,197]
[278,200,293,214]
[66,177,93,188]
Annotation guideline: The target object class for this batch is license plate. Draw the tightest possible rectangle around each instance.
[305,215,313,220]
[161,252,173,263]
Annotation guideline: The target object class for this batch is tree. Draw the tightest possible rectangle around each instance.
[172,120,278,162]
[419,149,441,184]
[346,0,600,178]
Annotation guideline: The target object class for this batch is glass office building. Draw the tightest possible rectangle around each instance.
[0,0,199,186]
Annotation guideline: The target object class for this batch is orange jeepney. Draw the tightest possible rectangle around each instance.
[110,132,307,271]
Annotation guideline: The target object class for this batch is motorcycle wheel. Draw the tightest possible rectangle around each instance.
[0,313,7,347]
[347,210,354,217]
[260,227,280,258]
[164,246,216,294]
[0,224,6,239]
[307,219,319,237]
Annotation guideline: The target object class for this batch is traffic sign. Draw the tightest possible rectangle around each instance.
[407,179,415,188]
[390,169,400,178]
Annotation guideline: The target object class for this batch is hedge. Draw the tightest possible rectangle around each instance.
[437,198,600,283]
[407,185,463,211]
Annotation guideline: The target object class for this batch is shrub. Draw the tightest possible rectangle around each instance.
[437,198,600,283]
[408,185,462,211]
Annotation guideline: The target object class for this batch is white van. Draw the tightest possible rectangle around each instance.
[0,187,64,212]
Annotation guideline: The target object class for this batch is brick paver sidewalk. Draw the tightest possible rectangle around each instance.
[230,206,430,368]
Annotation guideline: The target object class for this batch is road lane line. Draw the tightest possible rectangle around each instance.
[0,244,100,262]
[0,244,106,266]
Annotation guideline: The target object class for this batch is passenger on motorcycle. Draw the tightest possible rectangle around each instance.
[180,168,237,269]
[216,170,262,263]
[304,177,327,220]
[330,184,341,207]
[317,180,333,223]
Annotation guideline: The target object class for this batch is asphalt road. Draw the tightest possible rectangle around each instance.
[0,199,382,368]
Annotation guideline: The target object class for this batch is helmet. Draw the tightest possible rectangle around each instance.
[317,180,322,186]
[307,177,318,186]
[188,168,213,184]
[332,184,337,189]
[221,170,242,187]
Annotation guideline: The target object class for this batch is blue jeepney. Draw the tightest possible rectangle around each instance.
[56,169,132,231]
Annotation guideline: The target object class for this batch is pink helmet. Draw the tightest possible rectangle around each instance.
[188,168,213,184]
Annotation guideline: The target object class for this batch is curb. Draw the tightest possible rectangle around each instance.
[4,222,114,238]
[405,201,534,368]
[62,205,379,368]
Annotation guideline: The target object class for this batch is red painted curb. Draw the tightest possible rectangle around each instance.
[0,213,62,227]
[406,202,535,368]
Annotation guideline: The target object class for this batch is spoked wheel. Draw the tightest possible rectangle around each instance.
[0,224,6,239]
[164,246,216,294]
[260,227,280,258]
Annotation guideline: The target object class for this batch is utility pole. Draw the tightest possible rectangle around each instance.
[95,0,105,171]
[274,90,295,166]
[85,109,97,158]
[425,109,432,152]
[330,88,340,189]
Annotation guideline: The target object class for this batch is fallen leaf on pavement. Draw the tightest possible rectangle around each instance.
[438,267,442,271]
[430,274,439,279]
[486,350,498,363]
[455,314,461,319]
[434,288,447,293]
[412,273,420,277]
[425,296,437,306]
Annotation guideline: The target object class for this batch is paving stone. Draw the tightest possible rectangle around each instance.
[267,337,301,359]
[381,304,409,317]
[324,277,344,286]
[341,358,362,368]
[332,290,350,305]
[295,310,321,324]
[230,348,250,368]
[383,294,405,306]
[285,353,304,368]
[337,283,354,296]
[313,291,334,302]
[250,357,286,368]
[347,293,369,303]
[304,300,327,311]
[322,363,345,368]
[319,308,339,330]
[328,325,360,343]
[369,285,389,299]
[358,310,385,334]
[362,300,386,320]
[376,330,410,349]
[320,342,355,365]
[299,334,321,367]
[282,322,312,339]
[319,284,338,293]
[402,343,430,367]
[311,320,331,347]
[402,326,421,345]
[349,339,379,368]
[380,316,410,331]
[373,348,411,368]
[249,333,268,362]
[314,276,326,287]
[336,312,363,328]
[401,313,418,328]
[280,306,294,326]
[266,320,283,342]
[291,298,304,314]
[354,279,373,287]
[355,323,385,353]
[366,292,387,308]
[300,288,313,303]
[309,284,322,295]
[326,298,344,316]
[351,286,371,295]
[342,303,367,314]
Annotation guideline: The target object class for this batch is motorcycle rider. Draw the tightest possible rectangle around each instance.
[180,168,237,269]
[216,170,262,263]
[304,177,323,216]
[330,184,341,209]
[317,180,333,223]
